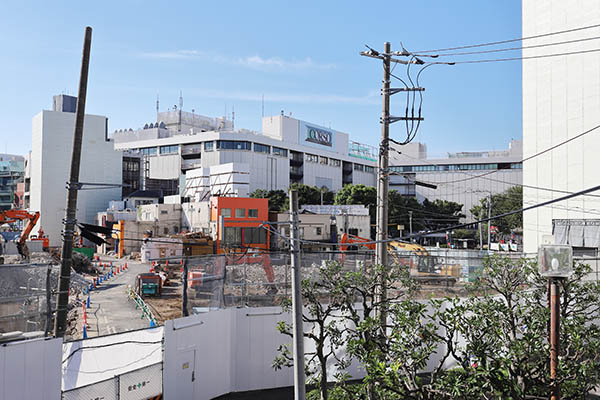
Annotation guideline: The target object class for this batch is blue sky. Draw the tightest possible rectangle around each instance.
[1,1,522,158]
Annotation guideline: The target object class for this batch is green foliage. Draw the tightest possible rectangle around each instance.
[470,186,522,235]
[274,256,600,399]
[250,189,288,212]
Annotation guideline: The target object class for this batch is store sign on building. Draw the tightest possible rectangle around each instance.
[305,125,332,147]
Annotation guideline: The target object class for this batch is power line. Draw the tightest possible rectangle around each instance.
[413,22,600,54]
[419,34,600,58]
[262,182,600,246]
[447,46,600,64]
[390,122,600,185]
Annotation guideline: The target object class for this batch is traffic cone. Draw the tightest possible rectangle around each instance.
[82,324,88,339]
[149,319,156,327]
[125,263,128,270]
[166,260,169,267]
[86,296,90,308]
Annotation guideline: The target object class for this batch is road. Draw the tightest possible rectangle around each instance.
[84,257,152,337]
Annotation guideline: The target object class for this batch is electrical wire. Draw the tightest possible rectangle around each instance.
[413,22,600,54]
[262,182,600,246]
[62,339,163,365]
[390,122,600,185]
[448,46,600,64]
[417,34,600,58]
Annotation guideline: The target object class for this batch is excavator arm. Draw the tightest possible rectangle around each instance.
[0,210,41,260]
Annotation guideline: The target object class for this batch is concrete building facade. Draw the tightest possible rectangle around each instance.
[112,110,377,195]
[522,1,600,253]
[390,140,523,222]
[27,95,122,246]
[0,154,24,210]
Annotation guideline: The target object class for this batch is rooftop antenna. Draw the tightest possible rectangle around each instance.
[178,90,183,132]
[156,93,159,120]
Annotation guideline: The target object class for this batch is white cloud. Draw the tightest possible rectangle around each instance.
[139,50,335,70]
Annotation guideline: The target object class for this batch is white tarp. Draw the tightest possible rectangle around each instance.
[61,327,163,391]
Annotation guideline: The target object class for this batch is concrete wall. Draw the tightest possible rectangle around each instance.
[30,110,122,247]
[522,1,600,252]
[0,337,62,400]
[181,201,211,233]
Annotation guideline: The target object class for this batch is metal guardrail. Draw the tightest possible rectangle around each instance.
[127,287,157,327]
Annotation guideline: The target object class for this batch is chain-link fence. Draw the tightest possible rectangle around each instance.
[62,362,163,400]
[0,261,92,335]
[0,262,58,334]
[150,249,500,314]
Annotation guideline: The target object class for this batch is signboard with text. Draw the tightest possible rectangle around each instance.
[299,121,336,151]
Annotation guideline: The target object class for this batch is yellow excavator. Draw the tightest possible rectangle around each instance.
[340,233,462,285]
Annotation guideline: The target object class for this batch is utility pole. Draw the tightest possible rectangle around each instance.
[408,211,413,241]
[487,193,492,249]
[479,222,483,250]
[550,278,560,400]
[54,27,92,338]
[375,42,391,270]
[289,190,306,400]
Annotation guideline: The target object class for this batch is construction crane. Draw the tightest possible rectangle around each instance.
[0,210,41,261]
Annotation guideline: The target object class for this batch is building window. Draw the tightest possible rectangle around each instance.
[159,145,179,155]
[248,209,258,218]
[223,227,242,245]
[140,147,157,156]
[254,143,270,153]
[163,227,169,235]
[204,141,214,151]
[160,210,168,214]
[272,147,288,157]
[235,208,245,218]
[221,208,231,218]
[354,164,365,171]
[315,227,322,236]
[217,140,251,150]
[243,227,267,244]
[319,156,328,165]
[364,165,375,173]
[306,154,319,163]
[329,159,341,167]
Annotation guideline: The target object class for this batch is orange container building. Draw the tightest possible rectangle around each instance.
[210,197,269,254]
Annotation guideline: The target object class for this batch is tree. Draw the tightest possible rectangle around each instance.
[433,255,600,399]
[470,186,522,235]
[334,184,377,225]
[273,261,348,400]
[274,256,600,399]
[250,189,288,212]
[289,183,323,206]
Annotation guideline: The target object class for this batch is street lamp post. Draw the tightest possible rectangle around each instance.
[538,244,573,400]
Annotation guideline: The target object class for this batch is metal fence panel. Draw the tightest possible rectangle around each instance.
[62,378,118,400]
[119,363,162,400]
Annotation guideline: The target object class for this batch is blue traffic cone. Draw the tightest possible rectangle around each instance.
[86,295,90,308]
[149,320,156,328]
[82,324,88,339]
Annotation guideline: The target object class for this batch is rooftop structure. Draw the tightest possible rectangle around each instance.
[113,110,377,195]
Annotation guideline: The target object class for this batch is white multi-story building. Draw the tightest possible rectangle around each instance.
[26,95,122,246]
[112,110,377,194]
[390,140,523,222]
[522,1,600,253]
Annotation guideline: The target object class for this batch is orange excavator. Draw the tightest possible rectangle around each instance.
[0,210,42,260]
